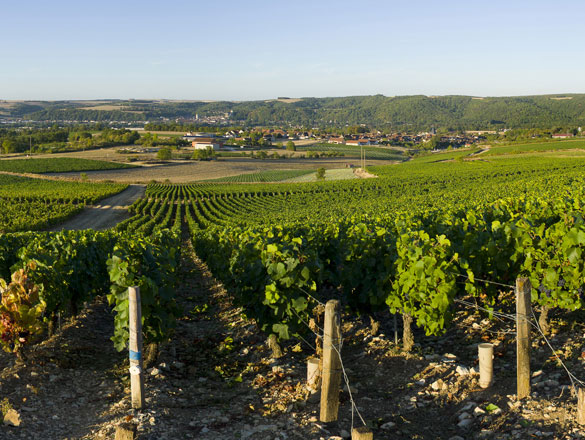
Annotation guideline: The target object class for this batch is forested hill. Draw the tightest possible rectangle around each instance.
[3,94,585,130]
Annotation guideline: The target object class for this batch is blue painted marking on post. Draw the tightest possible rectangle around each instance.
[129,350,142,361]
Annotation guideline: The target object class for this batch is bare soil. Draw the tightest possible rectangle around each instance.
[49,185,145,231]
[354,168,377,179]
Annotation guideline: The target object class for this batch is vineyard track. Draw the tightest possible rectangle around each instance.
[50,184,145,231]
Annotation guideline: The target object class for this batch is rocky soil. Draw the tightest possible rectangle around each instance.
[2,237,585,439]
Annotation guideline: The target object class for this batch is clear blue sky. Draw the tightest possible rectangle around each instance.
[2,0,585,100]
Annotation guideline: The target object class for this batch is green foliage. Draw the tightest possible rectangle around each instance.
[16,231,116,316]
[0,174,126,232]
[9,145,585,356]
[145,152,585,342]
[203,169,314,183]
[156,147,172,160]
[0,126,139,154]
[316,167,326,180]
[286,141,296,151]
[192,146,215,160]
[390,229,457,335]
[0,227,180,354]
[107,230,180,351]
[483,139,585,156]
[0,398,13,417]
[9,95,585,130]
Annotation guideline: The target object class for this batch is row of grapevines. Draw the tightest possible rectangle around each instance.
[0,228,181,354]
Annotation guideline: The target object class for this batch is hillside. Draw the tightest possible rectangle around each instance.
[3,94,585,129]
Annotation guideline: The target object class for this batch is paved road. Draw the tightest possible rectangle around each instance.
[50,184,146,231]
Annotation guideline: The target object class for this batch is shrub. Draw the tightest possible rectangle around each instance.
[157,148,172,160]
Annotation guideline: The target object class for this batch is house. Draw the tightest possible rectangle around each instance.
[183,132,217,142]
[192,138,223,150]
[552,133,574,139]
[328,137,346,144]
[346,139,371,146]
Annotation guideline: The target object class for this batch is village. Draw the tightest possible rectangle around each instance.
[182,127,495,152]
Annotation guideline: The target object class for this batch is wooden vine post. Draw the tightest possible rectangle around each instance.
[320,299,342,422]
[577,388,585,425]
[115,423,137,440]
[516,277,531,400]
[129,286,145,409]
[352,426,374,440]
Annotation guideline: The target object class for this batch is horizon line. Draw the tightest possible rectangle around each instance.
[1,92,584,103]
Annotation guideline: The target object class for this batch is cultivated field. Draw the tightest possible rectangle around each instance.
[44,157,391,183]
[484,139,585,156]
[3,147,585,439]
[14,146,393,183]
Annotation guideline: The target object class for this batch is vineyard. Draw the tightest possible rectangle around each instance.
[484,139,585,156]
[0,175,127,232]
[202,169,315,183]
[125,155,585,345]
[3,152,585,438]
[0,158,135,174]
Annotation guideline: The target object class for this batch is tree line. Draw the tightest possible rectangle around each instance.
[6,94,585,131]
[0,127,140,154]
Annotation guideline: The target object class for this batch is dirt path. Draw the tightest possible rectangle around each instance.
[50,185,145,231]
[468,146,491,157]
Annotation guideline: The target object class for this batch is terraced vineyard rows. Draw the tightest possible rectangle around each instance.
[0,175,127,232]
[6,153,585,366]
[4,151,585,439]
[123,155,585,343]
[202,169,314,182]
[0,157,135,174]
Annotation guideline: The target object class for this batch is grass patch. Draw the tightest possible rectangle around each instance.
[408,148,478,164]
[483,139,585,156]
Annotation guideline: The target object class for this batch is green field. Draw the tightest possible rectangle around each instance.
[408,148,479,163]
[134,152,585,346]
[4,148,585,440]
[0,174,126,232]
[0,157,136,174]
[298,143,404,160]
[483,139,585,156]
